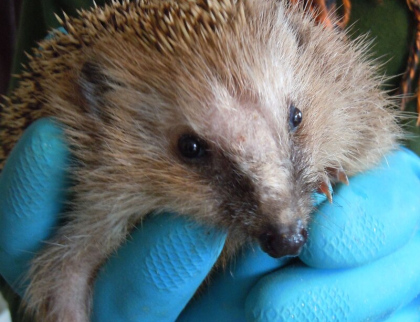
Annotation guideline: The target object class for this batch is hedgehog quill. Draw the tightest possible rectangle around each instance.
[0,0,401,321]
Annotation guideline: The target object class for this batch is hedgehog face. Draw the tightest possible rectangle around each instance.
[165,80,315,258]
[24,0,398,259]
[72,30,314,258]
[167,99,314,258]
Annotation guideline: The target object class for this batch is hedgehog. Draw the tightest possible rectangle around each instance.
[0,0,402,321]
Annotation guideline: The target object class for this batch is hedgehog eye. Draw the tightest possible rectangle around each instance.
[289,104,302,130]
[178,134,208,159]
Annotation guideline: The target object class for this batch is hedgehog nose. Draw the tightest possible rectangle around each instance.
[258,222,308,258]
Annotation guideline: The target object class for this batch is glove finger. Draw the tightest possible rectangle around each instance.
[246,232,420,322]
[300,148,420,269]
[0,119,69,296]
[91,213,226,322]
[178,244,290,322]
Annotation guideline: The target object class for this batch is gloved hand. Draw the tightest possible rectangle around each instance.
[0,118,419,322]
[0,119,228,322]
[180,145,420,321]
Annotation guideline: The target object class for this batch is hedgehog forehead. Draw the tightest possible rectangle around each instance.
[209,107,280,160]
[171,56,296,163]
[182,87,290,164]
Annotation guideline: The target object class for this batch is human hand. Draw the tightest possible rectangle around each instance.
[180,147,420,321]
[0,118,227,321]
[1,118,419,321]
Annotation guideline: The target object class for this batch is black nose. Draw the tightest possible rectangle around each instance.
[258,222,308,258]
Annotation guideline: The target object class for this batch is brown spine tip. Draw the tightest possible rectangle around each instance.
[54,13,64,25]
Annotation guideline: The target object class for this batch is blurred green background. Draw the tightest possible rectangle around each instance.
[349,0,420,154]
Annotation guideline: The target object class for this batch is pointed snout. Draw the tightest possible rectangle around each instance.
[258,220,308,258]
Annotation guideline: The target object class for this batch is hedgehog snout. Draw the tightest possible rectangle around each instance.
[258,220,308,258]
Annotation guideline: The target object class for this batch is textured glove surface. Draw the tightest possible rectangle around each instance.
[0,118,69,296]
[245,148,420,322]
[92,213,226,322]
[300,148,420,269]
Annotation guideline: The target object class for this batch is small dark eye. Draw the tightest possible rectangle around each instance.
[289,104,302,130]
[178,134,208,159]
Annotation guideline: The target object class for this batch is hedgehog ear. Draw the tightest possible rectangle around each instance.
[79,60,112,117]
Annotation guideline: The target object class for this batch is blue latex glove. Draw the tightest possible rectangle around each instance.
[0,119,227,321]
[1,118,420,321]
[0,118,70,296]
[246,148,420,321]
[180,148,420,321]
